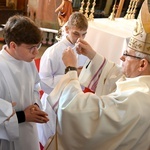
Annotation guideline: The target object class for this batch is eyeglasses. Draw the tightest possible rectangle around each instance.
[123,50,143,59]
[27,43,42,53]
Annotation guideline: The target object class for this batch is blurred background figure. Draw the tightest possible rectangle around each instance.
[55,0,73,39]
[55,0,73,26]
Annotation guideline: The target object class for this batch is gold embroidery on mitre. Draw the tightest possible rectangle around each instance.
[128,0,150,55]
[128,36,143,51]
[133,20,143,36]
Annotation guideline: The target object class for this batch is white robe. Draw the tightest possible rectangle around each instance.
[0,49,41,150]
[40,36,87,95]
[45,53,150,150]
[38,36,88,146]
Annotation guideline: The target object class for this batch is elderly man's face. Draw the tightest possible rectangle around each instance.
[120,49,143,78]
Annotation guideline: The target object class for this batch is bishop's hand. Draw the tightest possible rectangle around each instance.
[62,47,77,68]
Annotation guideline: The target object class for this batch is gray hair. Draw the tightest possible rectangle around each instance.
[135,51,150,63]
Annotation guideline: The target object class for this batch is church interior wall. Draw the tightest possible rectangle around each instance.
[0,0,144,57]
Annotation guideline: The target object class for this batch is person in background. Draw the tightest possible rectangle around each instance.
[55,0,73,39]
[55,0,73,27]
[37,12,88,147]
[45,1,150,149]
[0,15,49,150]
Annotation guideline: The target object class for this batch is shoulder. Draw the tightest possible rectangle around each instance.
[0,56,7,68]
[43,39,67,55]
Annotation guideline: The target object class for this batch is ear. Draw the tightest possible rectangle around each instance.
[9,41,17,50]
[65,26,69,34]
[138,59,149,71]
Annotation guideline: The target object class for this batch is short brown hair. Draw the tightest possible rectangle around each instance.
[67,12,88,31]
[4,15,42,46]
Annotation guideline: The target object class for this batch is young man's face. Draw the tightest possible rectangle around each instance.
[66,26,87,44]
[9,42,41,62]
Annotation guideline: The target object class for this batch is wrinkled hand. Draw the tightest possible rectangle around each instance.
[76,38,96,60]
[62,47,77,67]
[24,105,49,123]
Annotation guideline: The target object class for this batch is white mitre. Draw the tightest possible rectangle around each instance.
[128,0,150,55]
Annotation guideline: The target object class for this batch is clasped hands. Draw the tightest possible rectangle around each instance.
[24,104,49,123]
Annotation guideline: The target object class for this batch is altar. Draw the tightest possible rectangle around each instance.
[85,18,137,65]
